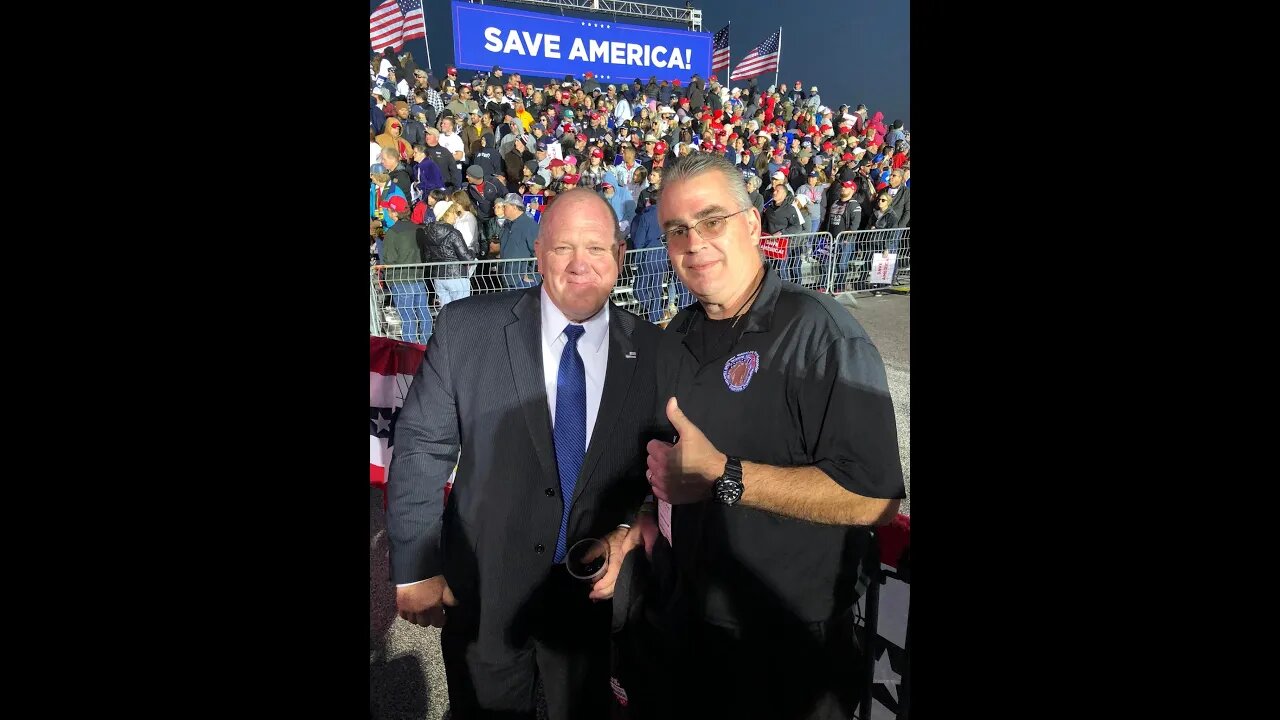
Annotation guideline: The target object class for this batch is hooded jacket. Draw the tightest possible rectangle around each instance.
[688,79,705,112]
[375,119,414,160]
[603,183,635,225]
[763,192,803,236]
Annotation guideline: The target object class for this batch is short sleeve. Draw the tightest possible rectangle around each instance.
[800,337,905,499]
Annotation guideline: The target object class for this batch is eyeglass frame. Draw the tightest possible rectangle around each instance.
[658,207,751,245]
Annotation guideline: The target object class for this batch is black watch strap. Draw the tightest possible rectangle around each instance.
[713,456,745,506]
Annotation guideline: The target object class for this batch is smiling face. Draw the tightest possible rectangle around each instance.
[533,190,625,322]
[659,162,761,307]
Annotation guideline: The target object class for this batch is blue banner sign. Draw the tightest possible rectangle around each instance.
[451,1,712,82]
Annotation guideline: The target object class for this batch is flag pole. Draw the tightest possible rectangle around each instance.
[773,26,782,90]
[419,4,434,73]
[725,21,731,87]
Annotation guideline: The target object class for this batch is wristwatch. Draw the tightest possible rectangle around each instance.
[711,456,744,506]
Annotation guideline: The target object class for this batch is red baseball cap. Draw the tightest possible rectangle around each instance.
[590,147,604,158]
[822,141,834,151]
[548,158,566,168]
[820,124,831,133]
[839,126,852,135]
[563,173,580,185]
[589,111,600,120]
[713,109,724,119]
[576,133,588,142]
[654,141,668,154]
[673,79,681,86]
[808,126,819,135]
[585,71,594,78]
[715,143,726,152]
[772,146,785,156]
[728,133,739,141]
[379,195,409,213]
[601,181,614,190]
[842,153,855,161]
[680,97,690,105]
[841,180,856,189]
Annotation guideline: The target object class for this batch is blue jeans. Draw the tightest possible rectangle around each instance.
[818,238,858,291]
[503,259,539,289]
[669,274,695,313]
[435,277,471,305]
[391,280,432,344]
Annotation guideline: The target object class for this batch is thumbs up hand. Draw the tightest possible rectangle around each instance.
[644,397,727,505]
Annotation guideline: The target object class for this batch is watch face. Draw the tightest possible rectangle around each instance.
[714,478,744,506]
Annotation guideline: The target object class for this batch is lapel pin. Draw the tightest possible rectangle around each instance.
[625,351,637,359]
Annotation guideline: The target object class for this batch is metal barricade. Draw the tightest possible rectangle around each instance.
[368,228,911,340]
[369,248,683,340]
[760,231,835,294]
[829,228,911,294]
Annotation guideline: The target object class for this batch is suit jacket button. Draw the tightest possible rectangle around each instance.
[535,543,545,553]
[545,488,555,497]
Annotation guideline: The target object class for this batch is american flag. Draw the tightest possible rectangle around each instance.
[729,28,781,81]
[370,0,426,52]
[369,335,456,503]
[711,23,731,73]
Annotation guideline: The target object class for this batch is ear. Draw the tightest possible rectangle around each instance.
[745,209,762,247]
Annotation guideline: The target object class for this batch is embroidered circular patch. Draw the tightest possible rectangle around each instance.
[723,351,760,392]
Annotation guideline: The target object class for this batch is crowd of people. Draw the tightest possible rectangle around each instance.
[369,46,911,344]
[373,46,909,720]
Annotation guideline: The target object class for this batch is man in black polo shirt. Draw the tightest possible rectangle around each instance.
[638,152,904,720]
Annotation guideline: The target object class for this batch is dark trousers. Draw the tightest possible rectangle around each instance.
[614,610,863,720]
[441,568,611,720]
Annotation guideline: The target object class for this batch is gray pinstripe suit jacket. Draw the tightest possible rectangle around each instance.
[386,285,663,648]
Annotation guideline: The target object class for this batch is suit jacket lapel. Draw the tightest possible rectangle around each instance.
[505,287,559,485]
[571,304,639,507]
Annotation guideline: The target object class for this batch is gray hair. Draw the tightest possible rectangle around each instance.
[662,153,752,212]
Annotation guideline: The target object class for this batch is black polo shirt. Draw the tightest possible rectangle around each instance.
[655,266,905,628]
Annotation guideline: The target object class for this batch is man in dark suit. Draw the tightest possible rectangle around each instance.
[386,188,662,720]
[886,167,910,228]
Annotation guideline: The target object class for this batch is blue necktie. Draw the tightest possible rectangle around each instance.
[552,324,587,563]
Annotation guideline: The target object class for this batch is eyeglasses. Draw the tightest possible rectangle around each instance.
[659,207,750,244]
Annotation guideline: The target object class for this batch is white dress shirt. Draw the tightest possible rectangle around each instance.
[540,286,610,451]
[396,291,609,589]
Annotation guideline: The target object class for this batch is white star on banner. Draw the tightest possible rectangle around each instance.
[372,411,391,433]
